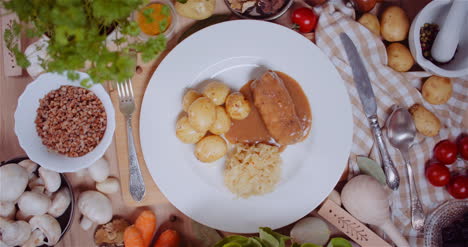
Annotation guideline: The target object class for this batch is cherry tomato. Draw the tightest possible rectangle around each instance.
[447,176,468,199]
[291,7,318,33]
[425,163,451,187]
[434,140,458,164]
[457,135,468,160]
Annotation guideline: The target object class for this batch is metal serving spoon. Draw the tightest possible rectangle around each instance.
[386,106,425,231]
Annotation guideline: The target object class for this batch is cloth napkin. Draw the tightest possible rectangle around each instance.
[313,3,468,246]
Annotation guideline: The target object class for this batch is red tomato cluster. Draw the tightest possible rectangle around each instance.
[425,135,468,199]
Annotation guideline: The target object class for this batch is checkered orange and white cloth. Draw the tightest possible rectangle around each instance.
[312,4,468,246]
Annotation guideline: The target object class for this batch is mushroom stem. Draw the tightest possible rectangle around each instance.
[22,229,45,247]
[80,216,94,230]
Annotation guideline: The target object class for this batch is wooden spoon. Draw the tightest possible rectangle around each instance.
[341,175,409,247]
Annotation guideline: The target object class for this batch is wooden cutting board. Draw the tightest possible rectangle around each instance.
[109,53,170,207]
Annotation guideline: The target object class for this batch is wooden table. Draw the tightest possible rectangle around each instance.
[0,0,431,246]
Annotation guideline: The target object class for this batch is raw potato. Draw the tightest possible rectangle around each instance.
[182,89,202,112]
[175,0,215,20]
[176,116,206,144]
[209,106,231,135]
[195,135,227,163]
[188,97,216,132]
[386,43,414,72]
[203,81,230,105]
[380,6,409,42]
[422,76,452,105]
[225,92,251,120]
[409,104,441,137]
[358,13,380,36]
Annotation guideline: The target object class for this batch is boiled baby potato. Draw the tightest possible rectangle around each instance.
[386,43,414,72]
[380,6,409,42]
[203,80,230,106]
[188,97,216,132]
[175,0,215,20]
[182,89,202,112]
[358,13,380,36]
[225,92,251,120]
[422,76,452,105]
[176,116,205,144]
[209,106,231,135]
[195,135,227,163]
[409,104,441,137]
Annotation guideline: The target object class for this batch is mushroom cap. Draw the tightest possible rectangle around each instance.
[18,159,38,178]
[38,167,61,193]
[29,214,62,246]
[0,202,16,220]
[0,163,28,202]
[0,218,32,246]
[87,158,110,182]
[48,188,71,218]
[18,191,51,216]
[78,191,112,224]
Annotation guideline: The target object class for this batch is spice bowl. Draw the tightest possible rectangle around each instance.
[224,0,293,21]
[408,0,468,78]
[424,199,468,247]
[134,0,177,40]
[14,72,115,173]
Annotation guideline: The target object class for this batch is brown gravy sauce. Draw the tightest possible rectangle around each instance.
[225,71,312,147]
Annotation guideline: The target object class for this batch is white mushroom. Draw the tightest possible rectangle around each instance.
[16,210,33,221]
[23,215,61,247]
[38,167,61,193]
[18,159,38,179]
[48,188,71,218]
[78,191,112,230]
[96,177,120,194]
[18,191,51,216]
[0,202,16,220]
[87,158,110,182]
[0,217,32,246]
[0,164,28,202]
[28,174,45,190]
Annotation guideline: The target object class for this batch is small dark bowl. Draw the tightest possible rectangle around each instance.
[224,0,293,21]
[1,156,75,247]
[424,199,468,247]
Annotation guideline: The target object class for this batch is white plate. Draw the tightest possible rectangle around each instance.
[15,72,115,172]
[140,20,353,233]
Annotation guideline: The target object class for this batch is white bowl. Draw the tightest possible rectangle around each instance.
[409,0,468,78]
[14,72,115,172]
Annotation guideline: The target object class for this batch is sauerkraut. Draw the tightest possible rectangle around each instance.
[224,143,281,198]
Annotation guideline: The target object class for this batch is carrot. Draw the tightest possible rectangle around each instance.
[153,229,181,247]
[124,225,145,247]
[135,210,157,247]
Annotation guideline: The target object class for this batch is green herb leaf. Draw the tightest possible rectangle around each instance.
[326,238,352,247]
[176,0,188,3]
[356,156,386,185]
[161,5,170,16]
[143,7,155,23]
[159,18,168,32]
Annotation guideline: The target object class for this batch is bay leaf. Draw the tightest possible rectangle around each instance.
[356,156,386,185]
[191,220,222,247]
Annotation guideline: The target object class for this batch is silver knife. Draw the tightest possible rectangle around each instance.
[339,33,400,190]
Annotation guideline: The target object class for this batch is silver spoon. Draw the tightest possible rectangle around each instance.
[386,106,425,231]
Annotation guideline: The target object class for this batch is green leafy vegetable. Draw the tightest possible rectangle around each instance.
[356,156,386,185]
[1,0,167,84]
[326,238,352,247]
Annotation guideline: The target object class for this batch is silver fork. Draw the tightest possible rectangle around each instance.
[116,80,146,201]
